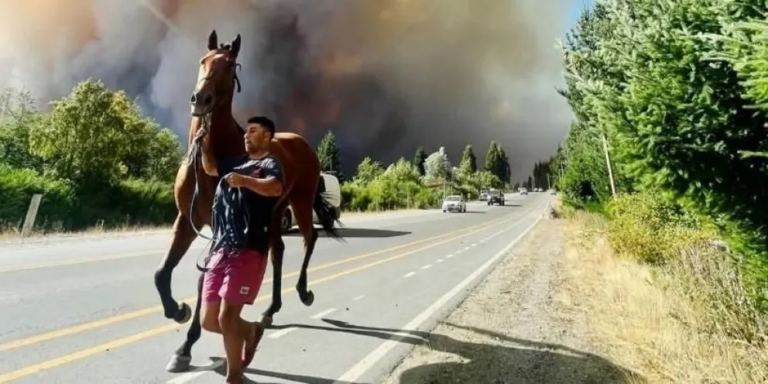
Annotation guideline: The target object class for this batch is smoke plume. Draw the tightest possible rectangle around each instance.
[0,0,573,181]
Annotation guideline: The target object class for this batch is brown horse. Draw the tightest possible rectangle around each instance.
[154,30,343,373]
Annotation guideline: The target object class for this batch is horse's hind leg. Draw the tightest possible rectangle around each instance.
[154,213,197,323]
[166,272,204,373]
[293,199,319,306]
[261,205,287,328]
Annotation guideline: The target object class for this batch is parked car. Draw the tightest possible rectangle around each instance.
[282,173,342,232]
[487,190,505,206]
[479,188,489,201]
[519,187,528,195]
[442,195,467,213]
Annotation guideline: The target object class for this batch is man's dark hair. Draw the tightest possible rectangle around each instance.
[246,116,276,137]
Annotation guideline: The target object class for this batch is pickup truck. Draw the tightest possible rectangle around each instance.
[487,190,505,206]
[281,173,342,232]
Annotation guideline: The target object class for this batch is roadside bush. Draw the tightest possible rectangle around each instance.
[0,164,176,233]
[0,164,78,231]
[606,191,715,264]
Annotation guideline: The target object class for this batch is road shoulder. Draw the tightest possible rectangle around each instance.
[382,202,640,383]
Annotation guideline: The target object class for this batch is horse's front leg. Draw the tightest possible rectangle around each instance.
[154,213,197,322]
[166,272,204,372]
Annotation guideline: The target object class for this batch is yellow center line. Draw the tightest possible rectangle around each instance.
[0,205,540,383]
[0,208,526,352]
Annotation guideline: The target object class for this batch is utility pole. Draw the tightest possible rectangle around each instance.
[601,132,617,198]
[547,174,551,190]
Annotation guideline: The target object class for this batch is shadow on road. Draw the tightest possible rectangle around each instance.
[284,228,411,238]
[500,204,523,207]
[264,319,644,384]
[444,210,486,214]
[194,357,365,384]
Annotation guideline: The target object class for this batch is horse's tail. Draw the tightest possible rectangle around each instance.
[313,176,344,241]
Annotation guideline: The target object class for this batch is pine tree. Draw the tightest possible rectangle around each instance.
[317,130,344,182]
[484,141,501,178]
[497,146,511,184]
[458,144,478,175]
[485,141,511,184]
[413,146,427,176]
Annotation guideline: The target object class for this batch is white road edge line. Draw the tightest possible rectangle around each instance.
[403,272,416,278]
[166,358,225,384]
[268,326,298,339]
[311,308,337,319]
[334,202,546,383]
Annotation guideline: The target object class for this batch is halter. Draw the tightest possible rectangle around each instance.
[185,53,243,272]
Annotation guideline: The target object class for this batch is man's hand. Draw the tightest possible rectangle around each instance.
[223,172,246,188]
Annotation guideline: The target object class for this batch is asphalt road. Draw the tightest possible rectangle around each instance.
[0,192,552,384]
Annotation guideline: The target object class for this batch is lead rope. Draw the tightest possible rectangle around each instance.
[187,115,215,272]
[188,55,243,272]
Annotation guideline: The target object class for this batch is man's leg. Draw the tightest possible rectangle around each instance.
[219,301,252,382]
[218,249,268,381]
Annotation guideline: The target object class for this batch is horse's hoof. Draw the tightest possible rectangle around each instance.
[301,290,315,306]
[165,354,192,373]
[260,315,273,328]
[174,303,192,324]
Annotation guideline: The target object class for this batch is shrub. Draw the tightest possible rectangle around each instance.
[0,164,176,233]
[606,191,715,264]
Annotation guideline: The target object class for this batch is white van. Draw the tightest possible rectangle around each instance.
[281,173,342,232]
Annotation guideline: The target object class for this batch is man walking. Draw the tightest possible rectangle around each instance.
[198,116,284,383]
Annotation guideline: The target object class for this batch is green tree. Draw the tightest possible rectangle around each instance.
[560,0,768,306]
[0,88,44,171]
[29,79,181,185]
[353,157,385,185]
[317,130,344,182]
[424,147,451,182]
[458,144,477,176]
[484,141,509,183]
[497,145,510,184]
[413,146,427,176]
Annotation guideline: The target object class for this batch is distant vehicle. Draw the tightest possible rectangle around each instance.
[479,188,490,201]
[282,173,342,232]
[442,195,467,213]
[487,190,505,206]
[519,187,528,195]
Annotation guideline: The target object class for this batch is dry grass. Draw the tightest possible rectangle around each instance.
[559,210,768,384]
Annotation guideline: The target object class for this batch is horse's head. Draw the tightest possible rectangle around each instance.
[190,30,242,117]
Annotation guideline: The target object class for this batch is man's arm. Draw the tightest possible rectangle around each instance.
[241,157,284,197]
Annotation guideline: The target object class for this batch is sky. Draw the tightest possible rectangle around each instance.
[568,0,593,27]
[0,0,595,182]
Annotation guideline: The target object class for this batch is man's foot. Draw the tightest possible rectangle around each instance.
[242,321,264,368]
[224,373,245,384]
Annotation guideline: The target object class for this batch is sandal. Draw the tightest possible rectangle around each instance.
[242,322,264,368]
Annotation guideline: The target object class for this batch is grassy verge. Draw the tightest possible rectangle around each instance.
[558,198,767,383]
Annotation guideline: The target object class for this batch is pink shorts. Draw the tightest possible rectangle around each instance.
[202,248,268,306]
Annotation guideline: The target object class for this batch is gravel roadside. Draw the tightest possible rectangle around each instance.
[382,210,642,384]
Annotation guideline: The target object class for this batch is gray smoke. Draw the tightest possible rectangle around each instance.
[0,0,573,181]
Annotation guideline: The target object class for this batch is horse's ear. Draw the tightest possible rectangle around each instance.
[207,30,218,51]
[230,34,241,58]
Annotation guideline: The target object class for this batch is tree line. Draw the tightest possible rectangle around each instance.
[0,79,514,234]
[314,130,512,211]
[550,0,768,315]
